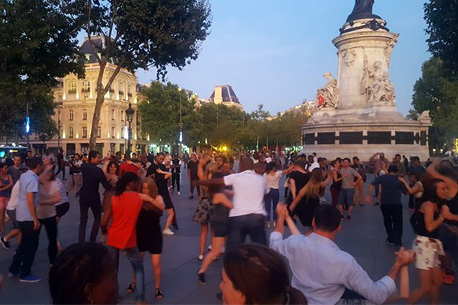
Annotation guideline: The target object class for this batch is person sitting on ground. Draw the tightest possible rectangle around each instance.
[49,243,118,304]
[270,204,415,305]
[220,243,307,305]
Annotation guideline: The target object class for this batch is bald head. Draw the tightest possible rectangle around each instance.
[239,157,254,172]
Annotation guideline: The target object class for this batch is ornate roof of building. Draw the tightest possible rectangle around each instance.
[209,85,240,104]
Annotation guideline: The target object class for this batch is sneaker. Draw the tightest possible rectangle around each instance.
[8,271,19,278]
[443,270,456,285]
[19,274,42,283]
[177,191,181,196]
[1,237,10,249]
[198,272,206,285]
[163,228,174,235]
[208,244,212,251]
[198,255,204,261]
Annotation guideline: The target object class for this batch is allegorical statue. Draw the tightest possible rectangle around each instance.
[316,72,339,108]
[347,0,381,22]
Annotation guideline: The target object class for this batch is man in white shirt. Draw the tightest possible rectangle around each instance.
[200,157,269,251]
[307,155,320,172]
[270,204,414,305]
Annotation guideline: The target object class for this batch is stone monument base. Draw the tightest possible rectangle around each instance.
[301,108,431,161]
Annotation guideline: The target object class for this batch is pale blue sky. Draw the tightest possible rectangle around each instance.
[136,0,430,115]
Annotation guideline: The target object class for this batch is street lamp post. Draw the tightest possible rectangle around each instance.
[125,102,135,156]
[55,102,63,153]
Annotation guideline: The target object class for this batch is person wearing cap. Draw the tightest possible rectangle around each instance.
[365,165,408,247]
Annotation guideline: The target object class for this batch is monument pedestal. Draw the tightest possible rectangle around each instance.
[301,17,431,161]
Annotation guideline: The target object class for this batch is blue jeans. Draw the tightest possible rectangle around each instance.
[264,188,280,221]
[227,214,266,252]
[109,246,145,301]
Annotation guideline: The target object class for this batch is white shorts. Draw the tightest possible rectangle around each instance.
[412,235,445,270]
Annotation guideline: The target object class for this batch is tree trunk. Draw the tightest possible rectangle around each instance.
[89,65,107,151]
[89,61,121,151]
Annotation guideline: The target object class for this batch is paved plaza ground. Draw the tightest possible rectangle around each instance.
[0,162,457,304]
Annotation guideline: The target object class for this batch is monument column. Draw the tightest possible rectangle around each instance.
[332,20,399,111]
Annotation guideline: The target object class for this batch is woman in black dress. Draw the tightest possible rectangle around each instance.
[290,168,332,231]
[127,177,165,299]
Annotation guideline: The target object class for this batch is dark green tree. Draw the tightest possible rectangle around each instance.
[412,57,458,150]
[424,0,458,75]
[138,82,201,148]
[0,0,84,141]
[64,0,212,150]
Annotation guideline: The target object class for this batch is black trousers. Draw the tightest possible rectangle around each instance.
[39,216,58,264]
[172,172,180,192]
[79,199,102,243]
[190,179,200,196]
[381,204,403,245]
[9,221,40,278]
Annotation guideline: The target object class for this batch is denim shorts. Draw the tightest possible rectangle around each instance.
[338,188,354,210]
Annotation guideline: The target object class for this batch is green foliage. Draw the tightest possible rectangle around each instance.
[412,57,458,150]
[138,82,201,145]
[64,0,212,150]
[0,0,84,140]
[139,82,310,152]
[424,0,458,76]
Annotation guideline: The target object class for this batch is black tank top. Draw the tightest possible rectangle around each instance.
[411,208,440,238]
[331,171,342,190]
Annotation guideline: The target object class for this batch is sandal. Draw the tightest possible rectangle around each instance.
[126,282,135,293]
[155,288,164,299]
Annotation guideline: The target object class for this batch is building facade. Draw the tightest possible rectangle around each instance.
[29,37,148,156]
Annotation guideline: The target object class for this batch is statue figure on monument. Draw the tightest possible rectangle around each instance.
[368,71,395,104]
[316,72,339,108]
[361,56,383,102]
[347,0,381,22]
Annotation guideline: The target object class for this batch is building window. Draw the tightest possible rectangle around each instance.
[68,81,76,94]
[69,109,74,121]
[69,127,74,138]
[111,126,115,138]
[82,127,87,138]
[119,81,124,95]
[97,126,101,138]
[85,54,91,61]
[82,109,87,120]
[82,80,90,93]
[127,84,132,98]
[111,109,115,120]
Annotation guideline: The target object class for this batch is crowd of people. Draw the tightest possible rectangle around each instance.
[0,148,457,304]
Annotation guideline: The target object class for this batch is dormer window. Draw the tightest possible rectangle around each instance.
[85,54,91,61]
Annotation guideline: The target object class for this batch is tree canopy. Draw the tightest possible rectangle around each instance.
[63,0,212,150]
[424,0,458,76]
[412,57,458,150]
[138,82,310,152]
[0,0,84,141]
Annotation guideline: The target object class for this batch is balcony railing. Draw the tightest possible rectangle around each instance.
[68,89,76,94]
[81,88,90,93]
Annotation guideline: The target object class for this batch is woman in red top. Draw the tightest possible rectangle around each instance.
[101,172,164,303]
